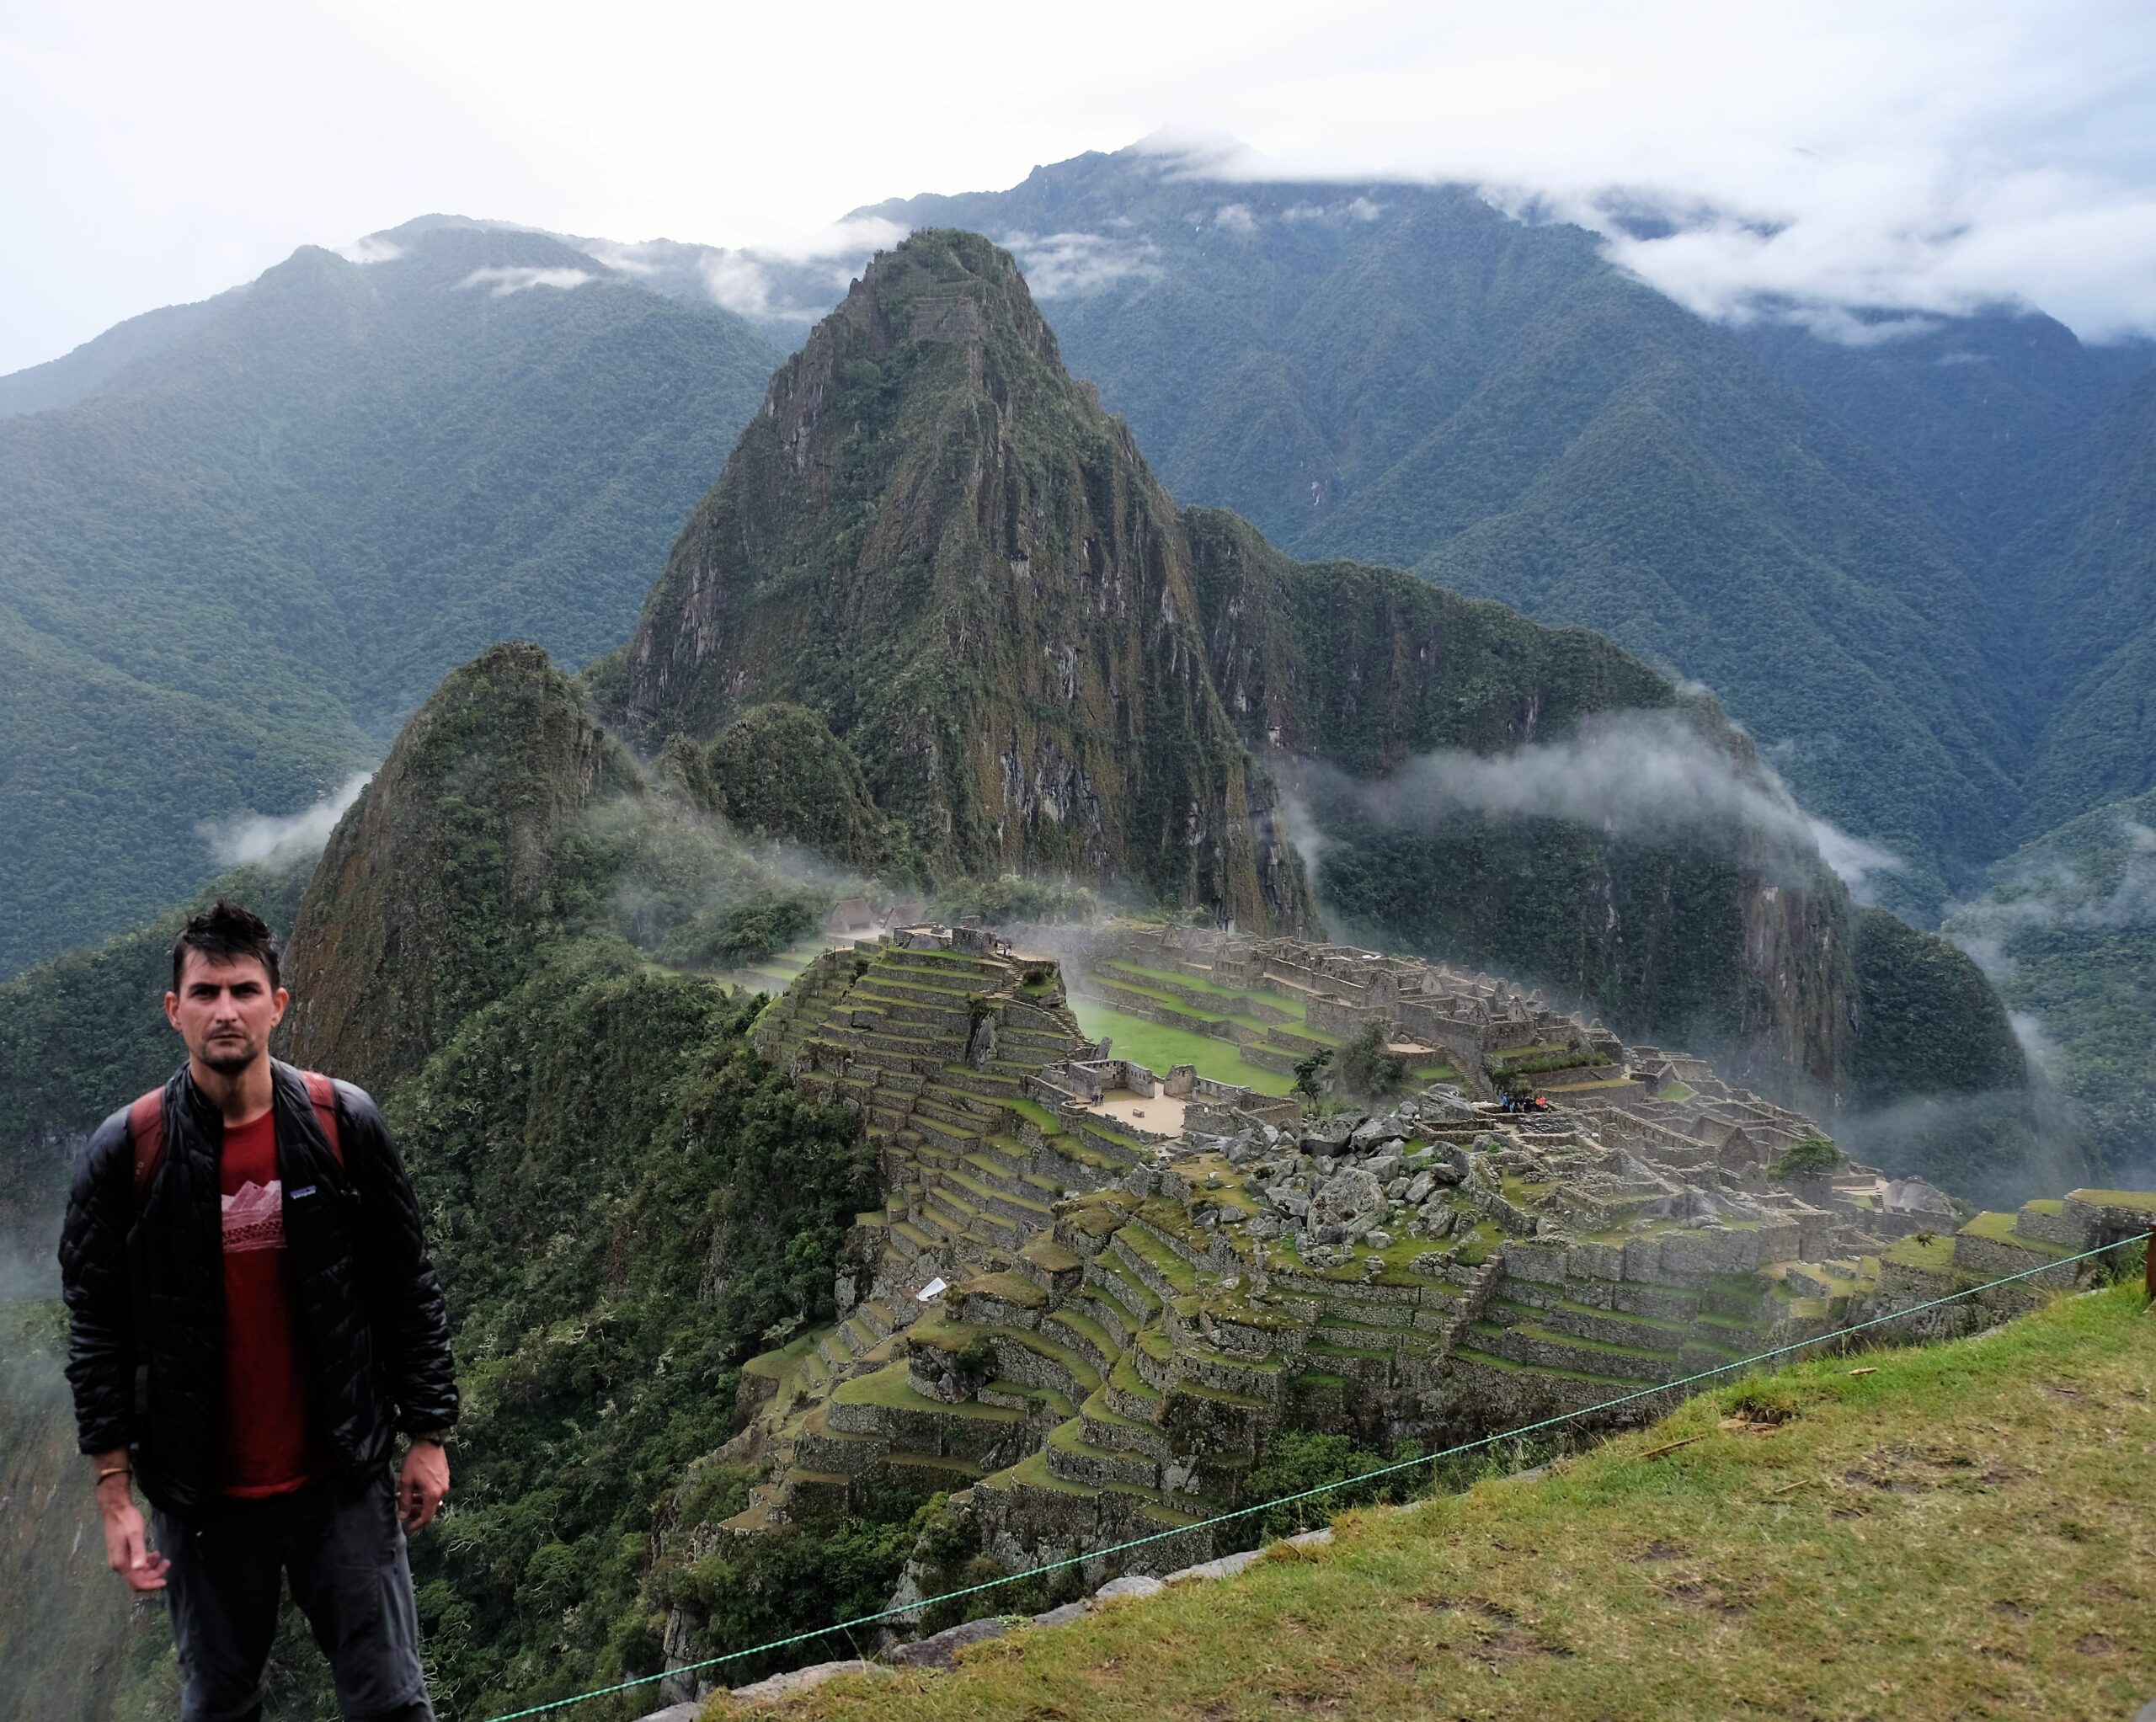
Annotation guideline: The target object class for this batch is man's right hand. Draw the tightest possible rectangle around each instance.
[95,1466,169,1591]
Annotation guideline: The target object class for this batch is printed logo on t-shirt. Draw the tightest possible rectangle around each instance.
[222,1181,284,1255]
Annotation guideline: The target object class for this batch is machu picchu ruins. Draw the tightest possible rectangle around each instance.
[714,920,2153,1597]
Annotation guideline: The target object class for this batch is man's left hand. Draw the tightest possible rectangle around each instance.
[398,1439,449,1532]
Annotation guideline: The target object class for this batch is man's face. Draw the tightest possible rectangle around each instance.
[166,952,289,1077]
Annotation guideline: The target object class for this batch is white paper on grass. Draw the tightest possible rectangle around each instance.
[916,1277,948,1301]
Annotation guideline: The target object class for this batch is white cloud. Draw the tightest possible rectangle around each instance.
[335,234,403,264]
[998,230,1161,298]
[576,238,666,276]
[456,264,595,296]
[756,214,908,263]
[6,0,2156,372]
[1213,202,1257,234]
[196,771,371,867]
[1327,707,1904,896]
[698,252,789,321]
[687,216,911,322]
[1803,818,1908,904]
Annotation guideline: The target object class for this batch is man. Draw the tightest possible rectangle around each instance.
[59,900,458,1722]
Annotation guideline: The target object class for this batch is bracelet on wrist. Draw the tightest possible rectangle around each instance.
[94,1465,131,1487]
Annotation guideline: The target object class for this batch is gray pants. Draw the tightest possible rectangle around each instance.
[154,1469,435,1722]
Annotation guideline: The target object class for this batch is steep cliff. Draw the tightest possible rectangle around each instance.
[618,230,1308,930]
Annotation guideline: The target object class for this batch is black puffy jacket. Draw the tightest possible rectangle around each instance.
[58,1058,457,1517]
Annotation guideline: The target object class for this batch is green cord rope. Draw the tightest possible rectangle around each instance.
[487,1232,2143,1719]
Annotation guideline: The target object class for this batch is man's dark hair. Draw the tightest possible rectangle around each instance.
[171,899,281,994]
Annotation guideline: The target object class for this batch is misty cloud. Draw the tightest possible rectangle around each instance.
[195,771,370,867]
[1946,816,2156,976]
[1318,708,1899,898]
[1213,203,1257,235]
[699,253,800,322]
[692,217,910,323]
[335,235,403,265]
[998,230,1161,299]
[456,264,596,297]
[1803,817,1907,904]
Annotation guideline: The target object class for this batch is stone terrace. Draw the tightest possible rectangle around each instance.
[723,924,2148,1589]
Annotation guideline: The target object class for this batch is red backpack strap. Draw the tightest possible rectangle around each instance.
[300,1069,344,1167]
[129,1089,167,1203]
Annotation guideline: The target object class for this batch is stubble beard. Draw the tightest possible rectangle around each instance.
[200,1037,259,1077]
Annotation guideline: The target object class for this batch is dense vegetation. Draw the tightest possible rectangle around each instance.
[1988,372,2156,840]
[387,942,886,1718]
[0,224,779,976]
[659,703,901,872]
[1838,909,2068,1206]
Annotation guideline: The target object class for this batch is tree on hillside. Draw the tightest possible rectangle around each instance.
[1293,1046,1334,1101]
[1337,1020,1409,1101]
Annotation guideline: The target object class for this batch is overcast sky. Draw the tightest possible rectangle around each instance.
[3,0,2154,375]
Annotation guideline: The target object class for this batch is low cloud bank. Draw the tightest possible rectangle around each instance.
[1305,708,1901,899]
[1946,815,2156,976]
[999,230,1161,298]
[457,265,595,297]
[195,771,371,868]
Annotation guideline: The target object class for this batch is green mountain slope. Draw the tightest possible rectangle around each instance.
[0,226,780,977]
[1736,310,2150,557]
[1993,372,2156,837]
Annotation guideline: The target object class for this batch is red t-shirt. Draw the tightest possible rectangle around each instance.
[219,1111,325,1496]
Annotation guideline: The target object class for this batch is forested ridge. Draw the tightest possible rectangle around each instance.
[0,224,779,976]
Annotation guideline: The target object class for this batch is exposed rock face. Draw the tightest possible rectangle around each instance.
[621,230,1308,929]
[284,642,637,1096]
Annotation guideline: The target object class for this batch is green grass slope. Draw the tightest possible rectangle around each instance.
[728,1281,2156,1722]
[0,224,779,976]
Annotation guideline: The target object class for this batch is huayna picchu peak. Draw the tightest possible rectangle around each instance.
[617,230,1309,930]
